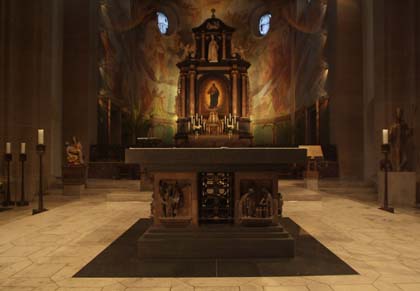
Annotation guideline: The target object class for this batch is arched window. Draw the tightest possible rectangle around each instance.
[259,13,271,36]
[157,12,169,35]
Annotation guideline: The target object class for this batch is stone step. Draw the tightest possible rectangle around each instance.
[106,191,152,202]
[138,225,295,259]
[319,187,377,195]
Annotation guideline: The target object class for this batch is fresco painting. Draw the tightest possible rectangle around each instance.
[99,0,327,143]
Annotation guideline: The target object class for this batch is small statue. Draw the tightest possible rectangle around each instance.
[389,107,413,171]
[208,35,219,63]
[65,136,84,166]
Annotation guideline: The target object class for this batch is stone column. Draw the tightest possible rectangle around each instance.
[232,68,238,116]
[189,67,196,116]
[180,73,187,117]
[201,32,206,61]
[241,73,248,117]
[222,32,226,60]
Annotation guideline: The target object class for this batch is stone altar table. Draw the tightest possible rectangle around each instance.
[125,147,307,258]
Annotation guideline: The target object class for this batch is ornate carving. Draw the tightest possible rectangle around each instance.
[239,187,274,219]
[159,180,187,217]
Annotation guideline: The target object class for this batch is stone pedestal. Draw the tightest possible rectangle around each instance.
[378,171,416,207]
[305,171,319,190]
[62,165,87,196]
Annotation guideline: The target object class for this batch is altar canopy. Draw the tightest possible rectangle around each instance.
[175,10,252,145]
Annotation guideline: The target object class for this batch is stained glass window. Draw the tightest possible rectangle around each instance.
[259,13,271,36]
[157,12,169,35]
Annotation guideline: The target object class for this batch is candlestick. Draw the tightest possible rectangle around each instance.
[379,143,394,213]
[17,153,29,206]
[33,144,47,215]
[2,153,14,207]
[38,129,44,145]
[20,143,26,154]
[6,142,11,154]
[382,129,389,144]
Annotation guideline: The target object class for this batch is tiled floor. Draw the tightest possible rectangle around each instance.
[0,180,420,290]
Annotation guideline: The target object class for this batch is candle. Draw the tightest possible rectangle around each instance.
[38,129,44,145]
[6,142,11,154]
[382,129,389,144]
[20,142,26,154]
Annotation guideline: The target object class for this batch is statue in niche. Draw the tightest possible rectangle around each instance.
[65,136,84,166]
[159,181,184,217]
[208,83,220,109]
[208,35,219,63]
[389,107,414,171]
[239,188,256,217]
[239,187,274,218]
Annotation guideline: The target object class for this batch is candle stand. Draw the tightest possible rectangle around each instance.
[17,153,29,206]
[379,144,394,213]
[2,153,14,207]
[33,144,47,215]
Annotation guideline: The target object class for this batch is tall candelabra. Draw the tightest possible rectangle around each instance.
[2,153,14,207]
[33,144,47,215]
[379,143,394,213]
[17,153,29,206]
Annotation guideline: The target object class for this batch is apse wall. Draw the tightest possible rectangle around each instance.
[99,0,327,145]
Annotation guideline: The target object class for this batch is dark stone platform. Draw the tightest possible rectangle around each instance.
[138,224,295,259]
[74,217,358,278]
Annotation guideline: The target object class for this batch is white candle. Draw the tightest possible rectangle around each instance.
[20,142,26,154]
[382,129,389,144]
[6,142,11,154]
[38,129,44,145]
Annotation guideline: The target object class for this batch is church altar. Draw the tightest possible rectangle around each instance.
[125,147,307,258]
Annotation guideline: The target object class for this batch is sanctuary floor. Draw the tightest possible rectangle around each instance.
[1,180,420,291]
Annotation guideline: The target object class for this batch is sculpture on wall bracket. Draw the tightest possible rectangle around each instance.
[65,136,84,166]
[389,107,414,171]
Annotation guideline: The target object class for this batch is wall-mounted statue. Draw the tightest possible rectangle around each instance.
[389,107,414,171]
[208,35,219,63]
[65,136,84,166]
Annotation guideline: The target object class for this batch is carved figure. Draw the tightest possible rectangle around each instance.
[389,108,413,171]
[208,35,219,63]
[207,83,220,109]
[160,181,184,217]
[239,188,256,217]
[65,136,84,166]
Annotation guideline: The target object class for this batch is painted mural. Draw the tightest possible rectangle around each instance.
[99,0,327,144]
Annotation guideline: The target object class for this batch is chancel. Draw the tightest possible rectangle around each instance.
[1,0,420,289]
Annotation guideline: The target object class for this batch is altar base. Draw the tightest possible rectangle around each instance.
[137,224,295,259]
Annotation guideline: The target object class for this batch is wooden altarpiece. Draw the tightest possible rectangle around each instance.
[175,10,253,146]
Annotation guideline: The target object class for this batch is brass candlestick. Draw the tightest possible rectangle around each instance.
[2,153,14,207]
[379,144,394,213]
[17,153,29,206]
[33,144,47,215]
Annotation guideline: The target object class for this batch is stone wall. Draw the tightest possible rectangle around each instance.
[327,0,364,179]
[0,0,63,200]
